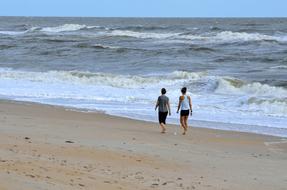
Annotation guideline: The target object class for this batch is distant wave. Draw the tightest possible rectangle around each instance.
[270,65,287,69]
[178,31,287,43]
[0,24,102,35]
[0,30,27,35]
[2,23,287,44]
[213,31,284,43]
[74,43,120,50]
[39,24,99,33]
[107,30,287,43]
[109,30,179,39]
[114,25,170,31]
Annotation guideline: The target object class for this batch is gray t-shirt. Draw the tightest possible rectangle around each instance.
[158,95,169,112]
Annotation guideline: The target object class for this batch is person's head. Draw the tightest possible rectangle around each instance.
[161,88,166,95]
[181,87,187,94]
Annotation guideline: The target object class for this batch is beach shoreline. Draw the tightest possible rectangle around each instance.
[0,99,287,190]
[2,98,285,138]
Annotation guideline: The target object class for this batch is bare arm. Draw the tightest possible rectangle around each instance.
[167,100,171,116]
[188,96,193,115]
[177,96,182,113]
[155,99,159,111]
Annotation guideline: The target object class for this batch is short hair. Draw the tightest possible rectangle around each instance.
[161,88,166,94]
[181,87,187,94]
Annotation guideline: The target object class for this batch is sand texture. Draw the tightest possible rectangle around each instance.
[0,100,287,190]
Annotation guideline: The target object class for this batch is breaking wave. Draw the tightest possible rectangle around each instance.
[2,23,287,44]
[107,30,287,43]
[247,97,287,116]
[0,30,27,35]
[39,24,98,33]
[211,77,287,117]
[0,68,286,125]
[215,77,287,97]
[109,30,178,39]
[178,31,287,43]
[1,68,285,97]
[0,69,204,88]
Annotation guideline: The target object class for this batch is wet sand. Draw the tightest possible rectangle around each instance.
[0,100,286,190]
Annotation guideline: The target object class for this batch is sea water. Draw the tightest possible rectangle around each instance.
[0,17,286,136]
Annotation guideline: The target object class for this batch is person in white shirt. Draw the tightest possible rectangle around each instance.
[176,87,192,135]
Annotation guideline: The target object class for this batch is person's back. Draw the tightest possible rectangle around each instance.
[155,88,171,133]
[158,95,169,112]
[177,87,192,135]
[180,95,189,111]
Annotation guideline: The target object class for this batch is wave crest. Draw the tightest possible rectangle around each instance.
[0,69,205,89]
[247,97,287,116]
[215,77,287,97]
[40,24,97,33]
[2,24,287,44]
[109,30,178,39]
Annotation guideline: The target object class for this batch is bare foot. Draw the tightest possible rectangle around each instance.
[182,129,187,135]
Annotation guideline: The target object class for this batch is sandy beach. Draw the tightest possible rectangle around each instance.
[0,100,286,190]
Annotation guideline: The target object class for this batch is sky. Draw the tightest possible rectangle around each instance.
[0,0,286,17]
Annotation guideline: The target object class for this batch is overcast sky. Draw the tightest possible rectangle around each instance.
[1,0,286,17]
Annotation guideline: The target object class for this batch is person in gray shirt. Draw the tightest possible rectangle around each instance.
[155,88,171,133]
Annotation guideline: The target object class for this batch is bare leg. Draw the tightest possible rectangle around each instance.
[160,123,166,133]
[184,116,189,128]
[180,117,187,135]
[183,116,189,135]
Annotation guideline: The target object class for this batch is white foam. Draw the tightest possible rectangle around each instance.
[214,78,287,117]
[108,30,287,43]
[213,31,280,42]
[110,30,179,39]
[246,97,287,117]
[215,78,287,97]
[1,68,287,132]
[178,31,287,43]
[0,69,205,88]
[40,24,96,33]
[0,30,27,35]
[0,24,98,35]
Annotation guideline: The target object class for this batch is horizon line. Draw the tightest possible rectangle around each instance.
[1,15,287,19]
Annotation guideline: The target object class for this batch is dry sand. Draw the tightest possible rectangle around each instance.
[0,100,286,190]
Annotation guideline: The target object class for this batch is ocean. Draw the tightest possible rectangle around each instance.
[0,17,286,137]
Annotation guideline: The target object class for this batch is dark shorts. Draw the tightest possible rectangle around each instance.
[158,111,168,124]
[180,110,190,117]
